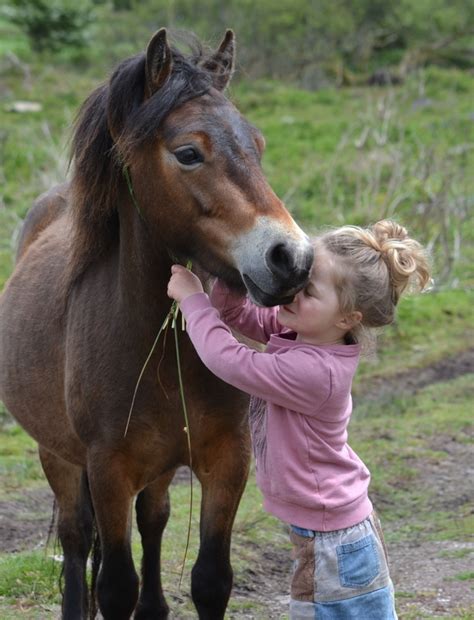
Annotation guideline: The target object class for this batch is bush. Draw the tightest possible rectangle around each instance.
[3,0,93,52]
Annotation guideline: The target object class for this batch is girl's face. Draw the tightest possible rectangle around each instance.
[277,247,350,345]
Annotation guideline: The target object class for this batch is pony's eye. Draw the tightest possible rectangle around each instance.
[174,146,204,167]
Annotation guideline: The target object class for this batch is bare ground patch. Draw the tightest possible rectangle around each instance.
[384,431,474,618]
[354,347,474,402]
[391,540,474,618]
[232,545,293,619]
[0,487,54,553]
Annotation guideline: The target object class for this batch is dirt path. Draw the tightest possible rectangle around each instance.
[354,347,474,401]
[0,487,54,553]
[387,431,474,618]
[1,349,473,618]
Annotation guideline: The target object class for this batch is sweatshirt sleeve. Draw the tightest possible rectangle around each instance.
[180,293,331,415]
[209,279,284,344]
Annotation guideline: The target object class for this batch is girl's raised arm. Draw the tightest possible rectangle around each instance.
[210,279,284,344]
[180,293,330,414]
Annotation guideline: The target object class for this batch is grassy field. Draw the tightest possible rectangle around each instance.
[0,16,473,620]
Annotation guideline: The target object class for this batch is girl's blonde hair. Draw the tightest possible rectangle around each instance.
[318,220,431,344]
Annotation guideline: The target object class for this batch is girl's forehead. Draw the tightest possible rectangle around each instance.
[311,245,334,273]
[310,246,342,288]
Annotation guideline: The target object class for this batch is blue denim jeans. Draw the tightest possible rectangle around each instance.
[289,513,397,619]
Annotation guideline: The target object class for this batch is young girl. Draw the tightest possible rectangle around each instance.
[167,220,430,619]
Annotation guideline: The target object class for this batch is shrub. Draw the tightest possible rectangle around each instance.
[3,0,93,52]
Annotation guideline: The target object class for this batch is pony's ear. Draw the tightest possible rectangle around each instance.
[145,28,172,98]
[202,30,235,91]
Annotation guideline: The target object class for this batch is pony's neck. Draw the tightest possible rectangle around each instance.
[117,194,172,310]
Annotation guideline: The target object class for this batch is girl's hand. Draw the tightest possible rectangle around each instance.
[167,264,204,303]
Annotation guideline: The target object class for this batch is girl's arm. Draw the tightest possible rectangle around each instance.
[209,279,284,344]
[180,293,331,415]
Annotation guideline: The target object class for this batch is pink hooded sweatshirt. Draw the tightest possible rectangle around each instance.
[180,281,372,531]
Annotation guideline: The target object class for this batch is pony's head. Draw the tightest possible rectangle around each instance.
[71,29,313,306]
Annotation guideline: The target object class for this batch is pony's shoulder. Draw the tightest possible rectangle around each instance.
[16,182,70,262]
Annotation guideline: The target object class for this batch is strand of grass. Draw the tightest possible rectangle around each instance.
[123,308,173,438]
[171,261,195,588]
[156,321,170,400]
[121,248,194,582]
[174,312,194,589]
[123,166,145,221]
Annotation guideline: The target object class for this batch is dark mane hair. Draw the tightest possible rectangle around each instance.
[69,37,215,277]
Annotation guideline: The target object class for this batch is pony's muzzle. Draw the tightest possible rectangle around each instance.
[242,242,313,307]
[265,241,313,285]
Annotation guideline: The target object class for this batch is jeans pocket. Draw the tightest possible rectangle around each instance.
[336,534,380,588]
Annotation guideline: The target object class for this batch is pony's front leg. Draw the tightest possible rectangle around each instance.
[134,470,176,620]
[192,433,251,619]
[39,447,93,620]
[88,451,140,620]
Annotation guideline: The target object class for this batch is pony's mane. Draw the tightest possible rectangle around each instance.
[68,36,215,277]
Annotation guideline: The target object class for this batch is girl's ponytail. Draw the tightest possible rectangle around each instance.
[371,220,431,303]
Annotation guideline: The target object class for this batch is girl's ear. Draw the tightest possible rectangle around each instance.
[336,311,362,331]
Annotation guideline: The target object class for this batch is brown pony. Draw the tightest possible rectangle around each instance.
[0,30,312,620]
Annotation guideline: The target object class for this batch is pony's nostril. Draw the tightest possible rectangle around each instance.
[266,242,296,276]
[303,245,314,275]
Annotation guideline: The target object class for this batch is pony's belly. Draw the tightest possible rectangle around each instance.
[0,231,85,465]
[0,326,85,466]
[0,373,86,467]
